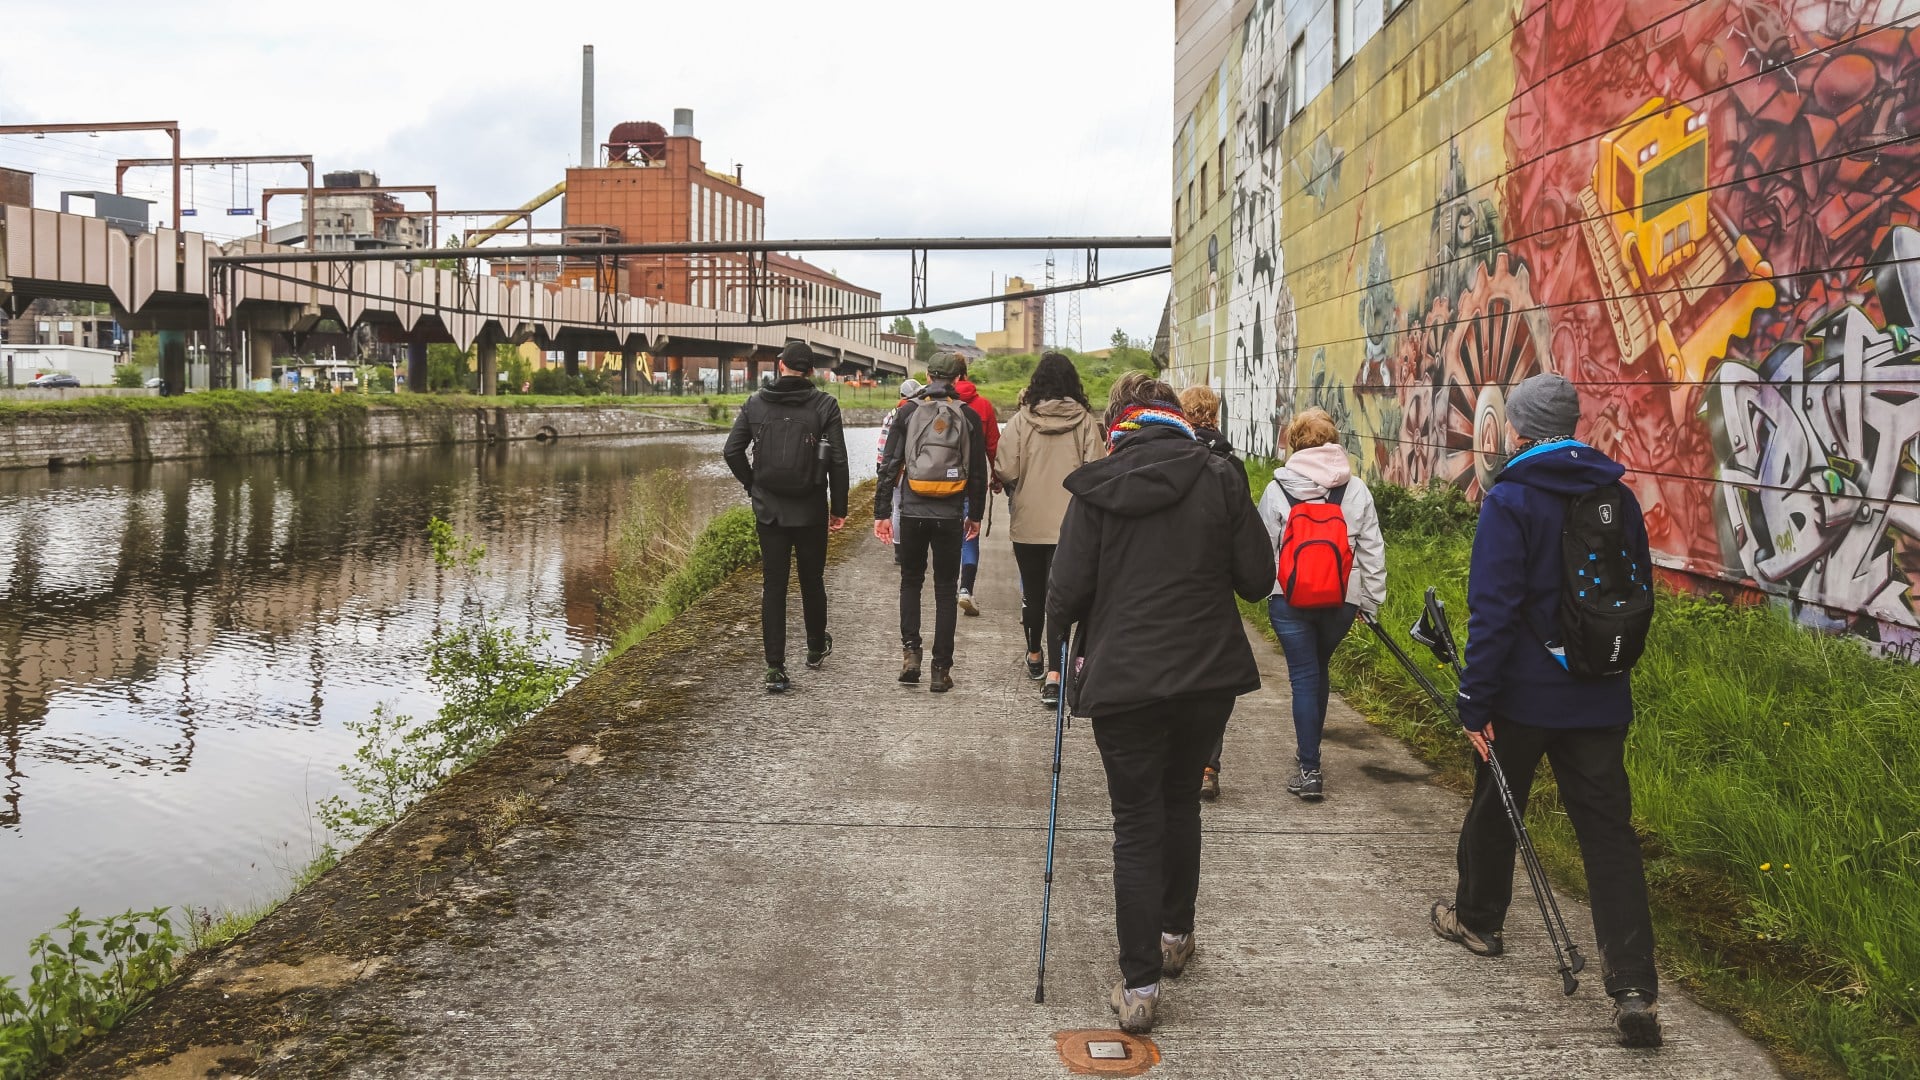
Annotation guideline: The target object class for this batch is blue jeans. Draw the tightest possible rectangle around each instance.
[1268,594,1358,770]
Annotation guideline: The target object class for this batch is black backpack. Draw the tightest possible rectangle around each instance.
[750,394,825,496]
[1550,483,1654,677]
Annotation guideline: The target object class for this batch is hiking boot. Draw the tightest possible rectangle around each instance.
[958,590,979,616]
[1160,932,1195,979]
[1108,980,1159,1034]
[1040,680,1060,709]
[1430,901,1503,957]
[764,666,791,693]
[1200,767,1219,802]
[1613,989,1663,1048]
[929,664,954,693]
[806,633,833,670]
[1286,764,1324,801]
[1025,653,1046,680]
[898,647,922,684]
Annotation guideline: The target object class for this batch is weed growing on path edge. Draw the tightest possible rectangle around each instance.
[1286,476,1920,1078]
[0,909,183,1080]
[604,505,762,661]
[320,519,575,839]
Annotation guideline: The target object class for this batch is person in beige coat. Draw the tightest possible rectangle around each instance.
[996,351,1106,707]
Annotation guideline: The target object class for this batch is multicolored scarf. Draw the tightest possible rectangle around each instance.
[1107,402,1195,451]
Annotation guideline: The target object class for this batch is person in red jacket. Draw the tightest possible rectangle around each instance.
[950,360,1000,614]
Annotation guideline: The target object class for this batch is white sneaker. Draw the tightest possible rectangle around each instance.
[958,590,980,616]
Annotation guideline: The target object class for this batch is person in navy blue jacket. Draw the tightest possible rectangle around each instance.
[1428,374,1663,1049]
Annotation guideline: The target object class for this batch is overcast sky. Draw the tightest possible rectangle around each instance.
[0,0,1173,345]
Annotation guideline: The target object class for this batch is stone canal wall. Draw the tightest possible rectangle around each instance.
[0,402,718,471]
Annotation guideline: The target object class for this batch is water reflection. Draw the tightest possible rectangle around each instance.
[0,427,877,980]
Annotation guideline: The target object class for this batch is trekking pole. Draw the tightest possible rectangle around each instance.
[1413,591,1585,994]
[1360,609,1586,996]
[1034,631,1071,1004]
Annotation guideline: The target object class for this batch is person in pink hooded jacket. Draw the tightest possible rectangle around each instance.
[1254,408,1386,801]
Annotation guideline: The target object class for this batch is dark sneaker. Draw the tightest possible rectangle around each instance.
[1613,990,1663,1048]
[958,590,979,616]
[1200,767,1219,802]
[1430,901,1503,957]
[1108,981,1159,1034]
[1160,933,1195,979]
[764,666,791,693]
[806,633,833,670]
[929,664,954,693]
[899,647,922,684]
[1286,764,1324,800]
[1025,653,1046,680]
[1040,680,1061,709]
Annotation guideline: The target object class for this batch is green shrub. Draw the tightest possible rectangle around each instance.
[111,365,143,389]
[0,909,183,1079]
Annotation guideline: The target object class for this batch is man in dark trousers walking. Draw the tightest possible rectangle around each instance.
[1428,373,1663,1048]
[723,342,849,692]
[874,353,986,693]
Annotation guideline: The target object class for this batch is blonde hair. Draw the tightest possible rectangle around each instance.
[1285,408,1340,453]
[1178,385,1220,429]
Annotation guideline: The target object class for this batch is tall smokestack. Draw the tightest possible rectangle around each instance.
[581,45,596,167]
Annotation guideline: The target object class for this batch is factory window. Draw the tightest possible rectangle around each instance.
[1336,0,1354,67]
[1289,34,1308,117]
[1218,139,1227,196]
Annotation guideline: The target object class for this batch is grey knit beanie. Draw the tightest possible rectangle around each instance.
[1506,373,1581,440]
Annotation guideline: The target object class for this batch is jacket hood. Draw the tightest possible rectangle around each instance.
[1065,426,1209,517]
[1497,439,1624,496]
[759,375,819,404]
[1193,425,1234,455]
[1025,397,1092,433]
[1276,442,1352,500]
[953,378,980,401]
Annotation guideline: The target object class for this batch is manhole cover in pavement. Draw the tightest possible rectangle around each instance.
[1053,1029,1159,1075]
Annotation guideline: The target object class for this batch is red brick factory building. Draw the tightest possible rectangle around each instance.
[562,109,896,390]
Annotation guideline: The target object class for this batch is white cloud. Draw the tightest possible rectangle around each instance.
[0,0,1172,342]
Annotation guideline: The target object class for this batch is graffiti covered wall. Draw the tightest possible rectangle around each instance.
[1171,0,1920,656]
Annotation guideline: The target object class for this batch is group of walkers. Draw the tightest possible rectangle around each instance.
[727,350,1662,1051]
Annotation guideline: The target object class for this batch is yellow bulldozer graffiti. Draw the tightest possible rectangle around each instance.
[1580,98,1777,421]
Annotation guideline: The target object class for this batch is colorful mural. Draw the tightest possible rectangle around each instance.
[1172,0,1920,655]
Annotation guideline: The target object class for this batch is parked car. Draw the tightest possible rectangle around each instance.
[27,373,81,388]
[144,377,164,389]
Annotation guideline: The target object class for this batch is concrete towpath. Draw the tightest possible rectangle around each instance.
[62,492,1781,1079]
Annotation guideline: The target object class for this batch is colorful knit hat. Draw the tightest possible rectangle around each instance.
[1107,401,1196,450]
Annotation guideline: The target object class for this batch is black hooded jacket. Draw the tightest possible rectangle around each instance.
[722,376,850,527]
[1047,425,1275,717]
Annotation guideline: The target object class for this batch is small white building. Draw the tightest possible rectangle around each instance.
[2,344,120,386]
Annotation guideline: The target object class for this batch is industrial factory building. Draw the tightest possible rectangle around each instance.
[560,109,890,385]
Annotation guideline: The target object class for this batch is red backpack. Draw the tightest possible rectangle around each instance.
[1276,485,1352,608]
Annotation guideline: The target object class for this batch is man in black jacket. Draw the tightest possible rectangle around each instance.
[873,353,986,693]
[723,342,850,692]
[1047,373,1274,1034]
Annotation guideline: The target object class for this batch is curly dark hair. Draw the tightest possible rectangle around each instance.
[1022,351,1089,411]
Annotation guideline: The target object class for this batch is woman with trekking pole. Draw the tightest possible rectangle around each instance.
[1255,408,1387,801]
[996,352,1104,709]
[1045,372,1273,1034]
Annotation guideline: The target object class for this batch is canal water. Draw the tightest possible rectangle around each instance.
[0,428,879,982]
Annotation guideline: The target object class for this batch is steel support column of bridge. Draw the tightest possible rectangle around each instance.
[476,333,498,397]
[406,340,428,393]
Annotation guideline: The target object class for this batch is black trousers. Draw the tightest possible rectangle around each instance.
[1455,718,1658,998]
[1011,541,1063,670]
[1092,694,1235,988]
[897,516,963,665]
[755,522,828,669]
